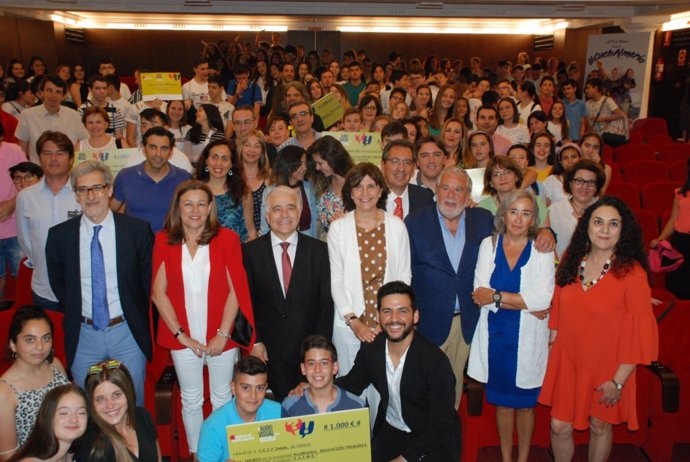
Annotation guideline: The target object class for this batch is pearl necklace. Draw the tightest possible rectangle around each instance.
[579,255,613,288]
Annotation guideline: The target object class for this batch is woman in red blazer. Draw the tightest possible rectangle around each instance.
[151,179,254,457]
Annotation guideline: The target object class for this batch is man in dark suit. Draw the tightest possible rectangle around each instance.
[405,166,494,407]
[337,281,460,462]
[46,159,153,404]
[381,139,434,220]
[244,185,333,401]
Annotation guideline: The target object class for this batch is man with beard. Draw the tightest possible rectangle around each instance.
[336,281,461,462]
[404,167,494,408]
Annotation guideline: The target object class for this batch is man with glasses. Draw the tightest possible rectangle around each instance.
[16,75,88,163]
[46,159,153,405]
[0,123,29,304]
[381,139,433,220]
[111,126,191,232]
[17,131,82,310]
[278,101,321,151]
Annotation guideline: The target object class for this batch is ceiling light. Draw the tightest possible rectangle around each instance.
[662,11,690,31]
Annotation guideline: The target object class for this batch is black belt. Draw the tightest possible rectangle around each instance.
[81,315,125,327]
[453,312,461,317]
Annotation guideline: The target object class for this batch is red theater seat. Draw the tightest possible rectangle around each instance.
[606,182,640,210]
[642,181,680,220]
[622,160,669,190]
[614,143,656,167]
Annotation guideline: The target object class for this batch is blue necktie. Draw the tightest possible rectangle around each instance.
[91,225,109,330]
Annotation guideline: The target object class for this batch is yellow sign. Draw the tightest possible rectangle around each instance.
[140,72,182,101]
[322,132,382,164]
[227,408,371,462]
[312,92,344,129]
[76,148,138,176]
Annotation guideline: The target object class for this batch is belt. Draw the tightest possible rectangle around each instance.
[453,312,461,317]
[81,315,125,327]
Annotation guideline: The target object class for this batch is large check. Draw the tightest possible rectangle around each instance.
[227,408,371,461]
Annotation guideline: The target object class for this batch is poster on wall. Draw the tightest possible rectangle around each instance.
[585,32,654,121]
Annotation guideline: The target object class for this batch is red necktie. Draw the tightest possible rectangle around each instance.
[394,196,403,219]
[280,242,292,295]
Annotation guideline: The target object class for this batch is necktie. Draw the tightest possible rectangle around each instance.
[91,225,110,330]
[394,196,403,219]
[280,242,292,296]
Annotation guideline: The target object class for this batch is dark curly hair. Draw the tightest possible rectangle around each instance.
[194,139,246,205]
[556,196,650,287]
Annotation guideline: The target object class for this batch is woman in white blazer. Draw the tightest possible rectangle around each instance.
[327,162,411,422]
[468,189,555,462]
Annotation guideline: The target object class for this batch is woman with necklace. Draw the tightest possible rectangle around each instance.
[548,160,605,260]
[237,129,271,233]
[195,139,256,242]
[327,162,411,424]
[308,136,354,241]
[469,189,555,462]
[539,196,658,462]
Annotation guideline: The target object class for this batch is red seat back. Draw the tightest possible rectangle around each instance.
[657,143,690,164]
[614,143,657,166]
[631,209,659,250]
[622,160,669,190]
[606,182,641,209]
[668,159,689,183]
[641,181,680,219]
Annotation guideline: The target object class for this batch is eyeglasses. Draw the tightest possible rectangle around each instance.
[572,177,598,188]
[233,119,254,127]
[12,173,36,184]
[289,110,311,121]
[492,169,515,178]
[304,359,334,369]
[88,359,122,376]
[75,184,109,196]
[385,158,415,166]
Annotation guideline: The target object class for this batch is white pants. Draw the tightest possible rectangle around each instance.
[171,347,238,453]
[333,324,380,429]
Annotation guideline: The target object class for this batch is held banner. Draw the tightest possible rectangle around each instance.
[322,132,382,164]
[141,72,182,101]
[76,148,138,176]
[585,32,653,121]
[312,92,344,129]
[227,408,371,461]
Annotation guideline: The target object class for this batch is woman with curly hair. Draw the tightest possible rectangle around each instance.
[539,196,658,462]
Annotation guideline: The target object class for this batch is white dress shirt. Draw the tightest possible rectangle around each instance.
[385,186,410,219]
[181,243,210,342]
[270,231,299,297]
[385,342,412,432]
[79,211,123,320]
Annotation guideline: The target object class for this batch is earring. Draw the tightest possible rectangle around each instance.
[228,170,233,176]
[204,166,209,172]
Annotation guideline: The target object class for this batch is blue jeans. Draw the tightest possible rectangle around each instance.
[0,237,21,277]
[71,321,147,406]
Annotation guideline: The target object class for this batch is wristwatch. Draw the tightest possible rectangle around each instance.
[344,315,358,327]
[612,378,623,390]
[492,291,502,308]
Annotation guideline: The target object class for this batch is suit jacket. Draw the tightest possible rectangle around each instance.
[405,204,494,345]
[407,183,434,216]
[46,213,154,367]
[337,333,461,462]
[242,232,333,400]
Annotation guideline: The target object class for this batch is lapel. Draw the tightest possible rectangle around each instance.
[458,208,481,276]
[289,233,309,296]
[426,207,458,276]
[260,234,287,303]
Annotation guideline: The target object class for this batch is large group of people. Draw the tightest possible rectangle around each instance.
[0,38,670,462]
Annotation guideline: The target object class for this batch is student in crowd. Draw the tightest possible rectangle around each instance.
[560,78,587,142]
[182,58,211,111]
[0,306,70,460]
[7,384,87,462]
[184,103,226,165]
[283,335,364,416]
[237,129,271,231]
[496,97,530,146]
[579,131,613,194]
[76,106,124,153]
[507,144,538,192]
[529,131,556,183]
[542,143,582,206]
[196,357,281,462]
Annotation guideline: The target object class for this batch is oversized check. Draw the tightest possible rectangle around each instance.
[322,132,381,164]
[141,72,182,101]
[76,148,138,176]
[227,408,371,461]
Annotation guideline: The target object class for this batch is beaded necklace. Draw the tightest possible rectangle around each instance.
[579,254,613,289]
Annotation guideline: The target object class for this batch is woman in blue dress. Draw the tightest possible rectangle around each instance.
[195,139,257,242]
[468,189,555,462]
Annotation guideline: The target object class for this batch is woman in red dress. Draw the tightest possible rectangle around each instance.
[539,195,658,462]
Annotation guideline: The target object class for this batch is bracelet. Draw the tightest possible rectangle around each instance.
[216,328,232,339]
[344,315,358,327]
[173,327,185,338]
